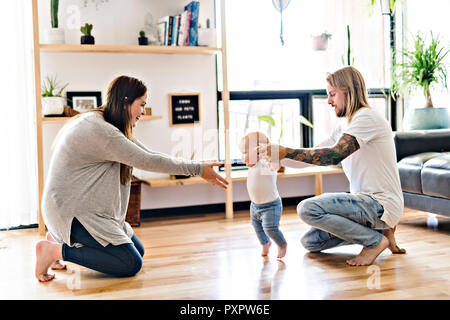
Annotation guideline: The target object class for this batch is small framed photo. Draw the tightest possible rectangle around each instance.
[67,91,102,113]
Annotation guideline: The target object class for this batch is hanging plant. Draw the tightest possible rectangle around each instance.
[272,0,291,46]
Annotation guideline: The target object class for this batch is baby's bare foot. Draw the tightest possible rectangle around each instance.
[277,244,287,260]
[46,232,67,270]
[262,242,271,256]
[346,236,389,266]
[35,240,62,282]
[383,227,406,254]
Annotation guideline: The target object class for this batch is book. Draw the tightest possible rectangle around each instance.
[156,19,167,46]
[178,10,190,46]
[167,16,174,46]
[171,15,180,46]
[158,16,173,45]
[184,1,200,46]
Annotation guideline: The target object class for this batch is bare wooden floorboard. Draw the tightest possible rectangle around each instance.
[0,207,449,299]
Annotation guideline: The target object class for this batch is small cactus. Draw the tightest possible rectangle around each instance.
[139,30,146,38]
[80,23,93,36]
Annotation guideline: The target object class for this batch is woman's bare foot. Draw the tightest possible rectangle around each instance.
[346,236,389,266]
[277,244,287,260]
[262,242,272,256]
[35,240,63,282]
[383,227,406,254]
[46,233,67,270]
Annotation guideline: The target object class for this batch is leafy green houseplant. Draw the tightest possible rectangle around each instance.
[41,75,69,116]
[80,23,95,44]
[391,32,450,129]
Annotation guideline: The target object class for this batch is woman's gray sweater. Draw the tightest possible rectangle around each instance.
[42,112,203,247]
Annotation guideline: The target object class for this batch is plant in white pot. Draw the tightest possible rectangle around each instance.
[41,75,68,116]
[44,0,65,44]
[391,31,450,130]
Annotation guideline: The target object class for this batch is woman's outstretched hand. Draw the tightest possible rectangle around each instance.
[201,161,229,189]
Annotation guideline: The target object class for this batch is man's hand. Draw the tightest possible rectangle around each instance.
[201,161,229,189]
[256,143,288,168]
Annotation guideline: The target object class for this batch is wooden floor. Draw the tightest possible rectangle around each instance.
[0,207,449,300]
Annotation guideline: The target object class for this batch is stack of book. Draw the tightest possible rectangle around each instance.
[157,1,200,47]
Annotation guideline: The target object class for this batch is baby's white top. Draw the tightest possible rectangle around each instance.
[246,159,279,204]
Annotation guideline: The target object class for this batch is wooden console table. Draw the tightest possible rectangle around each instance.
[131,166,345,222]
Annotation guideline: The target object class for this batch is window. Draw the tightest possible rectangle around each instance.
[217,0,393,166]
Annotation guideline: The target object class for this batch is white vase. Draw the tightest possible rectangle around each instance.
[44,28,65,44]
[198,28,217,47]
[42,97,65,116]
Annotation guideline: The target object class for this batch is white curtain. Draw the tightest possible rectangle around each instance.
[0,1,38,229]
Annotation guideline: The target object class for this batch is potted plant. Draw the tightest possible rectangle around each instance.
[391,31,450,130]
[138,30,149,45]
[312,32,332,51]
[80,23,95,44]
[41,75,68,116]
[44,0,65,44]
[258,114,314,172]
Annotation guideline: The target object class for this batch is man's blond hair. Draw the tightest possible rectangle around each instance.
[326,66,370,123]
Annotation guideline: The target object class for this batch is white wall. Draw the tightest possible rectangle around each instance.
[38,0,349,210]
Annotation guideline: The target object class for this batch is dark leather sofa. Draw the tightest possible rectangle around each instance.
[393,129,450,217]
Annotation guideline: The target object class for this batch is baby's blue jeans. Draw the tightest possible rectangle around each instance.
[298,192,389,252]
[250,197,287,247]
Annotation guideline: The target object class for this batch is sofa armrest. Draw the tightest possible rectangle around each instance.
[393,129,450,162]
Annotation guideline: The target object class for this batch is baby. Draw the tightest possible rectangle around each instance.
[239,131,287,259]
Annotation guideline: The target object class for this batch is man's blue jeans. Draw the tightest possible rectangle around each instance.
[62,218,144,277]
[298,193,389,252]
[251,197,287,247]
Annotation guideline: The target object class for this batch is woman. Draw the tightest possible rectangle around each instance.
[35,75,228,282]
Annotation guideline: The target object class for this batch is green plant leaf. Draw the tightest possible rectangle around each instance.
[258,115,276,127]
[300,115,314,128]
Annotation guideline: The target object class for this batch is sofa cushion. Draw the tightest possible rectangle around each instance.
[421,152,450,199]
[398,152,442,194]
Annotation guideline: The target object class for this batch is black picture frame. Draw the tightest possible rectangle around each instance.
[67,91,102,113]
[169,93,201,126]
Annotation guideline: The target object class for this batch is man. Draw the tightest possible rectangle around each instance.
[256,66,406,266]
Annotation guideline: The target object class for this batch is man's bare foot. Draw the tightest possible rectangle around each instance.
[277,244,287,260]
[35,240,62,282]
[383,227,406,254]
[262,242,272,256]
[346,236,389,266]
[46,232,67,270]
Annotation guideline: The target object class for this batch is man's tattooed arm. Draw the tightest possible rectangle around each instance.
[284,133,360,166]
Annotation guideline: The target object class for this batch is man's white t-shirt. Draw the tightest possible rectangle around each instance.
[247,159,279,204]
[324,107,404,228]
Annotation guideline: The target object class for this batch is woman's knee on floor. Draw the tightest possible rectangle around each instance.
[115,245,143,277]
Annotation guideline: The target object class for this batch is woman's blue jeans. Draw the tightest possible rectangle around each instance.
[298,192,389,252]
[62,218,144,277]
[250,197,287,247]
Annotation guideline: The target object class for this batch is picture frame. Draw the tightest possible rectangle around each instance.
[168,93,201,126]
[66,91,102,113]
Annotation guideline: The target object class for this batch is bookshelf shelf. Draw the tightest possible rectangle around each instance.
[40,44,222,55]
[42,115,163,123]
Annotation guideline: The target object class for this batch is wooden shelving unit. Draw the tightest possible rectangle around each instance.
[40,44,222,55]
[31,0,233,235]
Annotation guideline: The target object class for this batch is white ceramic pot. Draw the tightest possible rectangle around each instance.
[42,97,65,116]
[44,28,65,44]
[198,28,217,47]
[404,107,450,130]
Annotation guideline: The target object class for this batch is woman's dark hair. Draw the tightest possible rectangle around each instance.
[103,75,147,184]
